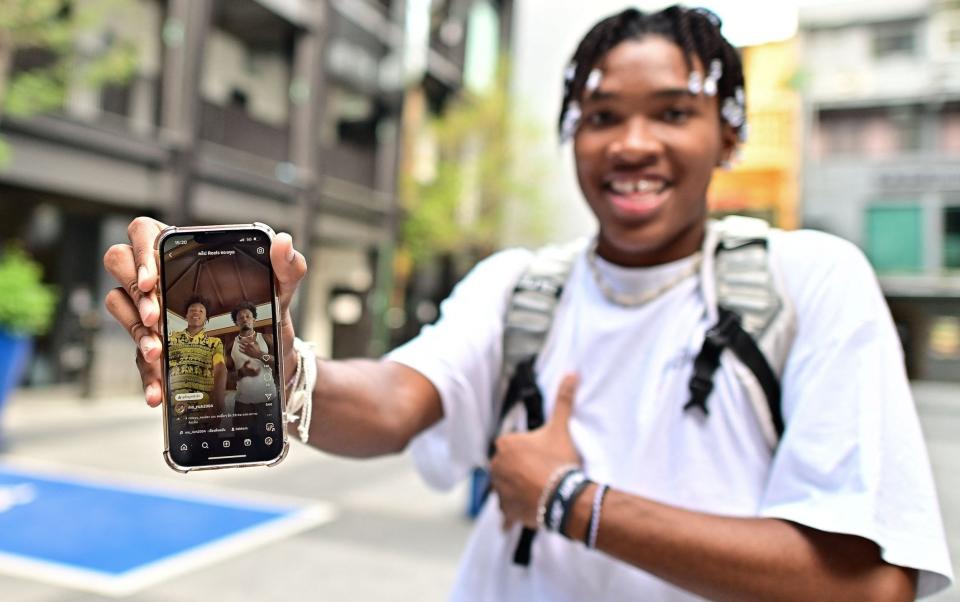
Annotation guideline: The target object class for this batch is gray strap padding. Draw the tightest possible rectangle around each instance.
[701,216,796,449]
[502,239,587,369]
[495,239,586,436]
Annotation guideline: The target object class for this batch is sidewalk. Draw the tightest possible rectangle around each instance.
[0,386,472,601]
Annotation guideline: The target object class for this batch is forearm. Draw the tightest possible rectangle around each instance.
[298,358,442,458]
[563,485,916,602]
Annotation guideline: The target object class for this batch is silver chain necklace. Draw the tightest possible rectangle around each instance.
[586,240,702,308]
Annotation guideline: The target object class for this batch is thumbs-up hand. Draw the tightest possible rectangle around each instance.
[489,373,582,529]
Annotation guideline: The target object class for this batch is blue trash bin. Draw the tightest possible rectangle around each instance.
[0,330,31,442]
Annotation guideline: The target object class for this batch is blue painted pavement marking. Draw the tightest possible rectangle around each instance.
[0,463,335,595]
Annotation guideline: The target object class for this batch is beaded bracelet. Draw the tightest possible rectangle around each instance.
[536,464,578,530]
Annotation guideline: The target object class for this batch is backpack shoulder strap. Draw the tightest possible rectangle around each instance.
[692,216,796,450]
[493,238,585,567]
[495,238,587,440]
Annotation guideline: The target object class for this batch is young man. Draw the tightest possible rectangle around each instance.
[167,295,226,421]
[104,6,952,600]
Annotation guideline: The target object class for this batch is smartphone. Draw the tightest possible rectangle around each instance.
[155,223,288,472]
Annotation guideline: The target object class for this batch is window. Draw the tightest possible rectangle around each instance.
[942,107,960,155]
[819,107,926,157]
[872,21,917,58]
[818,114,862,156]
[319,86,378,147]
[889,107,923,152]
[866,204,923,273]
[946,207,960,269]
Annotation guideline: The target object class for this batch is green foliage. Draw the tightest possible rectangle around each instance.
[401,61,550,265]
[0,246,57,336]
[4,67,66,117]
[0,0,138,157]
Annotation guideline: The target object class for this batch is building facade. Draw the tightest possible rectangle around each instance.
[799,0,960,380]
[0,0,508,395]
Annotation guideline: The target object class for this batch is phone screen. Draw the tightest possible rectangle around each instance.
[159,228,284,468]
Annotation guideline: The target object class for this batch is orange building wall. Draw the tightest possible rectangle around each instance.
[708,39,801,230]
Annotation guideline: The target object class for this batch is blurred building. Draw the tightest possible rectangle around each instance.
[0,0,511,395]
[798,0,960,381]
[708,39,802,230]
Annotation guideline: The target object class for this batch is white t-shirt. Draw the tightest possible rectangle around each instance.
[387,229,953,601]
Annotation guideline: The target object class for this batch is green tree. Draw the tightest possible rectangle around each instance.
[0,0,138,163]
[371,62,552,352]
[400,64,551,268]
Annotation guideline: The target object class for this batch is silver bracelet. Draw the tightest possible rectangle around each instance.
[586,484,609,549]
[536,464,578,529]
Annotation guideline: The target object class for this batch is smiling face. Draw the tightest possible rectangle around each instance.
[186,302,207,330]
[573,36,738,267]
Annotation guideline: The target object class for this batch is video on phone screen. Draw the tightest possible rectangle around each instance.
[161,232,282,463]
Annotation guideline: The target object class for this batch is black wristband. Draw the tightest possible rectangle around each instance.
[544,469,588,533]
[558,477,592,538]
[543,468,581,531]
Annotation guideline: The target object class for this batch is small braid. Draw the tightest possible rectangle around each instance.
[669,5,697,75]
[557,4,746,142]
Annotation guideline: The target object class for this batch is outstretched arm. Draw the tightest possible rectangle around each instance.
[104,217,444,458]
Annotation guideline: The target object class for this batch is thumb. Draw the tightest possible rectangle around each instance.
[271,232,308,313]
[546,373,579,433]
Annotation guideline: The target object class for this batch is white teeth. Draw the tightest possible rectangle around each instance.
[609,179,664,194]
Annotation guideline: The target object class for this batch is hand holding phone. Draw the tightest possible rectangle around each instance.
[103,219,309,471]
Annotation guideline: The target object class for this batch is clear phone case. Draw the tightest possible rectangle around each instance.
[156,223,289,472]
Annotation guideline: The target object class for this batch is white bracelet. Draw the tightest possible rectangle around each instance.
[284,350,303,406]
[286,337,317,444]
[586,484,609,549]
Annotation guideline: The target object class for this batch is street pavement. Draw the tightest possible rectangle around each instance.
[0,381,957,601]
[0,387,472,601]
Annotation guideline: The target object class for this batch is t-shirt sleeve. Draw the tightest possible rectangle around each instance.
[759,231,953,597]
[211,338,225,367]
[386,248,533,490]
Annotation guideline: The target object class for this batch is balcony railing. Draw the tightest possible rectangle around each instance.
[321,143,378,190]
[199,101,290,163]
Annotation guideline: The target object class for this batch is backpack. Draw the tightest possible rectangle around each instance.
[486,215,797,566]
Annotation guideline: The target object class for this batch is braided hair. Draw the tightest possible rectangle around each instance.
[558,5,746,143]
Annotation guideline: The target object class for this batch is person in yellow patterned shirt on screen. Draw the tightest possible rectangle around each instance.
[168,295,226,422]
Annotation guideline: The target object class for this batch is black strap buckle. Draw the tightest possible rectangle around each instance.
[686,309,742,416]
[685,374,714,415]
[705,307,741,347]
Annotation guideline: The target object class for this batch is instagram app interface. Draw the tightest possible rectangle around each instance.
[161,230,283,466]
